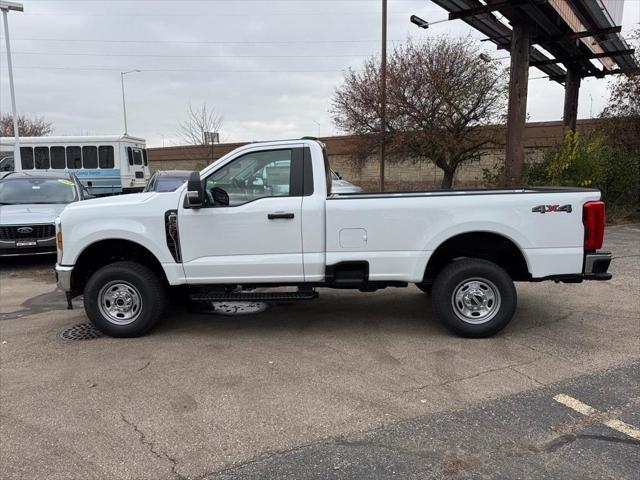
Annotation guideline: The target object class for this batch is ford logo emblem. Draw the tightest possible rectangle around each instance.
[17,227,34,234]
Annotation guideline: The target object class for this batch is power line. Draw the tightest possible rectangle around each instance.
[19,11,426,17]
[15,0,429,2]
[0,65,347,72]
[0,37,399,45]
[11,51,373,58]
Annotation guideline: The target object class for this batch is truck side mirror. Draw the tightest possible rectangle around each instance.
[186,171,203,208]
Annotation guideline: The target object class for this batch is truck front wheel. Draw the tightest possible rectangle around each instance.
[432,259,517,338]
[83,261,166,337]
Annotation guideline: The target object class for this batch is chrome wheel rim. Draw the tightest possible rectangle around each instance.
[98,281,142,325]
[451,277,501,324]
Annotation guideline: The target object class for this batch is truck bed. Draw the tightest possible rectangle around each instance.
[325,187,601,282]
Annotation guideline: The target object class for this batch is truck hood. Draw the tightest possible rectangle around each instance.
[64,192,160,210]
[0,203,68,225]
[60,192,181,224]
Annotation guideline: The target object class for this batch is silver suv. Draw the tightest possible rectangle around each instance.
[0,171,88,257]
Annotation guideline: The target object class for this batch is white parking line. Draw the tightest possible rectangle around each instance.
[554,393,640,440]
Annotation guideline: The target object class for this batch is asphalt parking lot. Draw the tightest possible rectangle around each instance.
[1,224,638,480]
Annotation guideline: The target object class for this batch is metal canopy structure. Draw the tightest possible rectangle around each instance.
[428,0,639,184]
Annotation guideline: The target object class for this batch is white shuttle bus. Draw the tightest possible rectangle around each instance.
[0,135,150,195]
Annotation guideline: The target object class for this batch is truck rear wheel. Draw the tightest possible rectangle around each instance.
[432,259,516,338]
[83,261,166,337]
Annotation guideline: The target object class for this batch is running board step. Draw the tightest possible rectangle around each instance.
[190,291,318,302]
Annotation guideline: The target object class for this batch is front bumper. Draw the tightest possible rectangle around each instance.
[55,264,73,291]
[583,250,612,281]
[0,237,56,257]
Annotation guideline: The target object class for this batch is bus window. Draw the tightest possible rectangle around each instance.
[34,147,50,169]
[132,149,142,165]
[99,146,114,168]
[127,147,133,165]
[51,146,66,169]
[142,149,148,166]
[20,147,34,169]
[82,146,98,168]
[66,146,82,169]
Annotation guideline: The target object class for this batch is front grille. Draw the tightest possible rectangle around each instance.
[0,224,56,240]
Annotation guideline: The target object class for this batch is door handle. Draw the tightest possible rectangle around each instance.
[268,212,295,220]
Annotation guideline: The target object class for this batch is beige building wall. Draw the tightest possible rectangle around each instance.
[147,120,600,191]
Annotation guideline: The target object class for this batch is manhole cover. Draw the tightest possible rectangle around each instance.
[207,301,269,316]
[60,323,103,341]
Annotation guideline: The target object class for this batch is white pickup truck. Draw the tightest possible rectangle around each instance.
[55,138,612,338]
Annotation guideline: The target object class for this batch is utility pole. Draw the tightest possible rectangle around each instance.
[380,0,387,192]
[1,1,24,167]
[120,69,140,135]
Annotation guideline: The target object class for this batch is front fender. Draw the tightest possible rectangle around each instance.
[60,218,173,266]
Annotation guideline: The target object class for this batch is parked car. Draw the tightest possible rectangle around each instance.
[331,170,363,193]
[0,171,89,257]
[55,138,611,338]
[144,170,191,192]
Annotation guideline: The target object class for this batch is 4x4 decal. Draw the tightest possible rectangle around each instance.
[532,204,572,214]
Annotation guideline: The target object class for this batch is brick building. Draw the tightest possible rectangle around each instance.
[147,119,600,191]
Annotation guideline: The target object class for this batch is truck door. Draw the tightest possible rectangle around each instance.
[179,146,305,283]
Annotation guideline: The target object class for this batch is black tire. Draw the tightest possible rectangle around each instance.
[83,261,166,338]
[432,258,517,338]
[415,283,432,295]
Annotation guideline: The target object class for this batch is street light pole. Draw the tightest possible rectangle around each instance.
[1,1,24,167]
[380,0,387,192]
[120,69,140,135]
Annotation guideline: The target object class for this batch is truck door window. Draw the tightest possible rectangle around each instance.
[323,148,332,195]
[203,149,293,207]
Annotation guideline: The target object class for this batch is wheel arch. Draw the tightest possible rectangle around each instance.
[70,238,168,296]
[423,231,531,283]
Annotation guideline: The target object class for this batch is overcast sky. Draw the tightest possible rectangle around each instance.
[1,0,638,147]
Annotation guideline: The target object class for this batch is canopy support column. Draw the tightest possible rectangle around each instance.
[504,22,530,185]
[563,65,581,131]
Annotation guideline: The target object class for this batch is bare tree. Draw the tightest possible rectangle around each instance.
[1,114,53,137]
[599,27,640,153]
[331,37,507,188]
[177,103,223,146]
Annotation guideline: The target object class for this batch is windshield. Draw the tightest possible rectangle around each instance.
[0,178,78,204]
[156,176,188,192]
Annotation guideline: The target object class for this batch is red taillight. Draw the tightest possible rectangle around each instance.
[583,201,605,250]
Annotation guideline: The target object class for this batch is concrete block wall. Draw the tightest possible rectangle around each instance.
[147,120,600,191]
